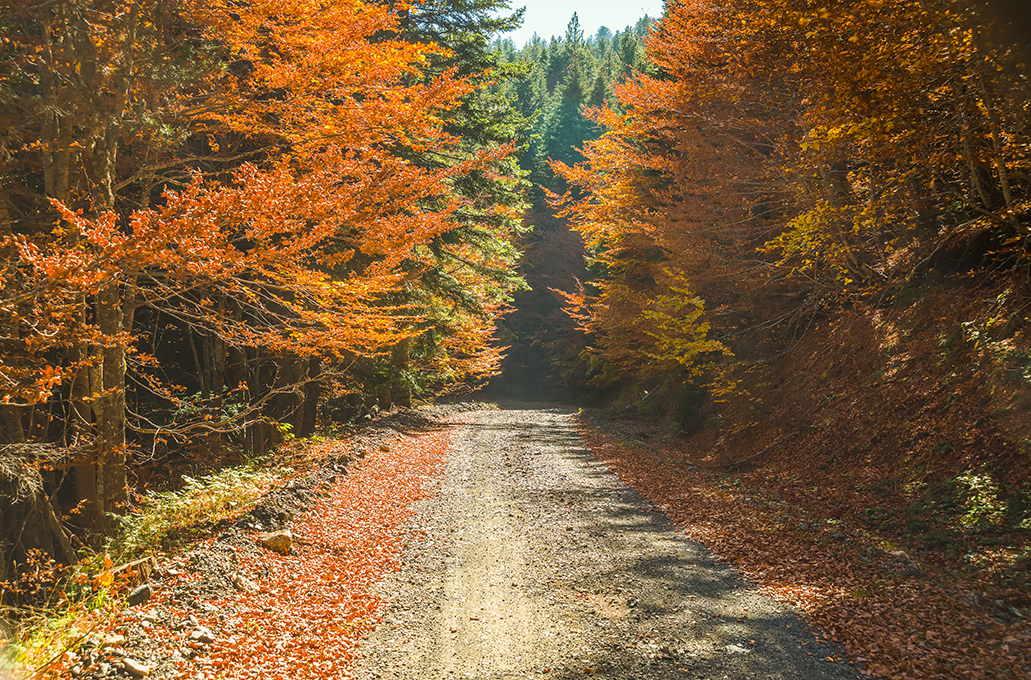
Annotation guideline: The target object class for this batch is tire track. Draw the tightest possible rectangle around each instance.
[356,407,862,679]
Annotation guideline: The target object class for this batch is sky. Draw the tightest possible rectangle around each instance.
[497,0,665,46]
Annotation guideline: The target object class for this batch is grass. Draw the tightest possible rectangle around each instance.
[3,452,302,678]
[102,460,286,568]
[1,589,110,680]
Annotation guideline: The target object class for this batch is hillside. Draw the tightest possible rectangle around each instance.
[515,0,1031,581]
[605,271,1031,584]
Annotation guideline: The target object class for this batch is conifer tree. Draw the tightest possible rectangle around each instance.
[376,0,532,401]
[487,11,656,398]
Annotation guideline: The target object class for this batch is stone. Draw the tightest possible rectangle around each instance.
[123,658,152,677]
[958,593,982,608]
[102,634,125,648]
[258,530,293,554]
[233,574,259,593]
[127,584,152,606]
[190,627,216,644]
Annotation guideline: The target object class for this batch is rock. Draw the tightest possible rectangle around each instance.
[233,573,259,593]
[258,530,293,554]
[127,583,152,606]
[726,643,752,654]
[102,634,125,648]
[887,549,923,576]
[958,593,982,608]
[190,627,216,644]
[123,658,152,677]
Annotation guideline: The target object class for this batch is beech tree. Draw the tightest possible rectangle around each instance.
[0,0,523,558]
[554,0,1030,396]
[1,0,225,534]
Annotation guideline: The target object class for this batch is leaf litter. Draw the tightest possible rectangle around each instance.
[41,405,477,680]
[576,415,1031,680]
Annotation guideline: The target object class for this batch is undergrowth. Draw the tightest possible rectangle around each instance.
[876,468,1031,589]
[103,461,284,567]
[1,450,297,678]
[1,588,110,680]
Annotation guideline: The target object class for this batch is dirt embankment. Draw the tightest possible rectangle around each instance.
[587,275,1031,678]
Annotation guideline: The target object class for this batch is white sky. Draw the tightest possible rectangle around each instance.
[497,0,665,46]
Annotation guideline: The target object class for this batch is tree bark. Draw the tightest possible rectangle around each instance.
[392,338,413,408]
[300,358,321,437]
[978,74,1024,233]
[87,285,129,531]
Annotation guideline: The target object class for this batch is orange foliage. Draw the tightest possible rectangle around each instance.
[554,0,1030,380]
[0,0,519,406]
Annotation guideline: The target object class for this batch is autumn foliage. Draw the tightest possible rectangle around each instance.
[0,0,524,560]
[552,3,1031,676]
[554,0,1030,390]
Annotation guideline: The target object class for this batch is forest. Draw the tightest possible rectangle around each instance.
[2,0,1031,676]
[0,0,529,575]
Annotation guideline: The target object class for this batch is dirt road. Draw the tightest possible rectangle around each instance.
[356,407,861,680]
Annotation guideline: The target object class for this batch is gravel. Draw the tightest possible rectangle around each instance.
[61,404,862,679]
[355,406,863,679]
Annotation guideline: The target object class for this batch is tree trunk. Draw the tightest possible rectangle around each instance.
[978,74,1024,233]
[300,358,321,437]
[957,96,995,212]
[820,162,868,281]
[244,347,268,457]
[85,286,129,532]
[392,338,413,408]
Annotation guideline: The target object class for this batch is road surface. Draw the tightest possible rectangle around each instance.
[356,407,861,680]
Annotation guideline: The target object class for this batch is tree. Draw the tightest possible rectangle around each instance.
[369,0,532,403]
[0,0,522,551]
[543,47,597,168]
[554,0,1031,397]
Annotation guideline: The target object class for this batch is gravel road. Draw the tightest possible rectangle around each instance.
[356,407,863,680]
